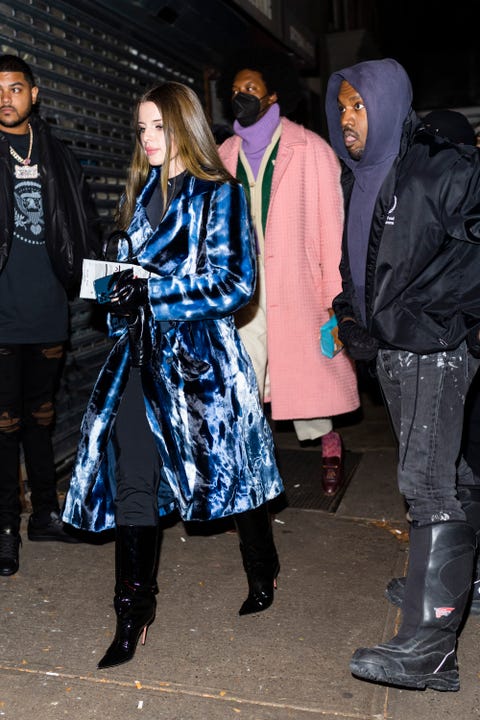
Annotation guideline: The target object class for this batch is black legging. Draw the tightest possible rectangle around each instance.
[114,368,173,525]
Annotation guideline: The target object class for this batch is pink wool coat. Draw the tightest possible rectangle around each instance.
[218,117,359,420]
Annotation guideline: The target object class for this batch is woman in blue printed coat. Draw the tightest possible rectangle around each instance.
[62,81,284,670]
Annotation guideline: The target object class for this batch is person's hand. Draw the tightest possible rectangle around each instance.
[102,268,148,316]
[337,319,379,361]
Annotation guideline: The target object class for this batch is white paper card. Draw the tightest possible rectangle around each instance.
[80,258,157,300]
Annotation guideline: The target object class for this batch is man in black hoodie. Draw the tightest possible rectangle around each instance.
[325,58,480,692]
[385,108,480,617]
[0,55,101,576]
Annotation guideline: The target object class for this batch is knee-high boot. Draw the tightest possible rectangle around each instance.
[351,521,475,691]
[234,504,280,616]
[386,485,480,614]
[97,525,161,670]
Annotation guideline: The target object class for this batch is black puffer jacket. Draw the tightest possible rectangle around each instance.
[0,113,101,293]
[333,111,480,354]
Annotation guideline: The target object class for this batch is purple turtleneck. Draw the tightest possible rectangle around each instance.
[234,103,281,179]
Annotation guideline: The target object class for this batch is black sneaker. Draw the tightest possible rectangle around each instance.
[27,511,81,543]
[0,528,21,575]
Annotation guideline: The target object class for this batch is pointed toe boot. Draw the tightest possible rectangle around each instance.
[98,525,161,670]
[234,504,280,616]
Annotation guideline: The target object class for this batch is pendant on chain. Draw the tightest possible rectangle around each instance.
[14,164,39,179]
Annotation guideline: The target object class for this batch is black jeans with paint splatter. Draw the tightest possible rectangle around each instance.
[376,342,480,527]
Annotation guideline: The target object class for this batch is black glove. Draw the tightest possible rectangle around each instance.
[467,326,480,358]
[101,268,148,317]
[337,319,379,361]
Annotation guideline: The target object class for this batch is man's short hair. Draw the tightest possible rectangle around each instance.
[0,55,36,87]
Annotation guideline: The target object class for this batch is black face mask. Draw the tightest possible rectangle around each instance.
[231,92,267,127]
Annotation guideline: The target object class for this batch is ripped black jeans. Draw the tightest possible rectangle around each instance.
[377,342,480,527]
[0,343,65,531]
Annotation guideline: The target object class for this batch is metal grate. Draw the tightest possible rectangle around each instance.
[274,448,363,514]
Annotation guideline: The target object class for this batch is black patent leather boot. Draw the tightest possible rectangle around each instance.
[234,504,280,616]
[97,525,161,669]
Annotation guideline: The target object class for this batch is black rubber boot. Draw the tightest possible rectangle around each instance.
[386,486,480,614]
[97,525,161,669]
[234,504,280,616]
[351,521,475,691]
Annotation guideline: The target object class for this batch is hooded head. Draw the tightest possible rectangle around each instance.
[325,58,413,172]
[325,60,413,325]
[422,109,476,146]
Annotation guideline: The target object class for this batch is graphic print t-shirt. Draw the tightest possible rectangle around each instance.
[0,130,68,343]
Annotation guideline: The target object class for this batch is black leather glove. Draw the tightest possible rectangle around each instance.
[467,326,480,358]
[101,268,148,317]
[337,319,379,361]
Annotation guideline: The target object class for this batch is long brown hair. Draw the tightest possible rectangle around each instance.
[117,81,234,229]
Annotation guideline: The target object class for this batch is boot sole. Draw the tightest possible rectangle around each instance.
[0,566,19,576]
[350,660,460,692]
[27,532,81,543]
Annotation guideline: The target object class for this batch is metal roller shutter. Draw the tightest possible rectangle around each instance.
[0,0,200,486]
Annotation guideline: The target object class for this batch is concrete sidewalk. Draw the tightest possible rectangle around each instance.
[1,393,480,719]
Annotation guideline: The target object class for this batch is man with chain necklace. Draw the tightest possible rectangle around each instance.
[0,54,101,575]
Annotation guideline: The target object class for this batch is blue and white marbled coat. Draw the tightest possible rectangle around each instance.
[63,169,284,532]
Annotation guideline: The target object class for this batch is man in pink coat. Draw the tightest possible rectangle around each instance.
[217,51,359,496]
